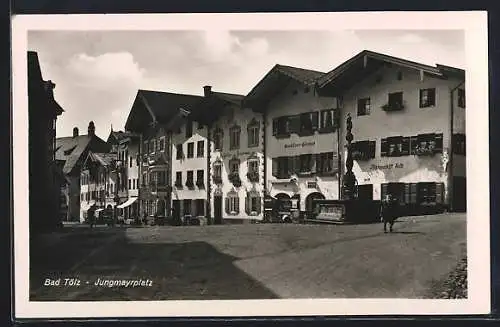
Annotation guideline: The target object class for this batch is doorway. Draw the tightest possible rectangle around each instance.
[305,192,325,218]
[172,200,181,224]
[214,195,223,224]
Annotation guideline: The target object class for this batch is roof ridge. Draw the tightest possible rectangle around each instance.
[138,89,203,98]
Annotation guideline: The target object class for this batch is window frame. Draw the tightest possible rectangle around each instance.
[197,140,205,158]
[229,125,241,150]
[319,109,337,133]
[175,171,183,188]
[357,98,371,116]
[419,88,436,108]
[187,142,195,158]
[186,170,194,188]
[176,144,183,160]
[247,121,260,148]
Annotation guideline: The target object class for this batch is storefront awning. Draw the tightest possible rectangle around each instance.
[117,197,138,209]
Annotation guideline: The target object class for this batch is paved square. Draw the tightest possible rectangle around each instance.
[30,213,466,300]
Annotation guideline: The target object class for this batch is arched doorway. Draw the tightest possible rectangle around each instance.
[305,192,325,217]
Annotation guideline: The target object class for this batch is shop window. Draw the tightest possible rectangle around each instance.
[351,140,376,160]
[299,112,319,136]
[247,120,260,147]
[195,199,205,216]
[197,140,204,157]
[230,125,241,150]
[417,182,438,205]
[419,88,436,108]
[272,116,290,138]
[226,192,240,215]
[176,144,183,160]
[183,199,192,216]
[452,134,466,155]
[382,91,404,111]
[186,171,194,188]
[458,89,466,108]
[357,98,371,116]
[381,183,406,205]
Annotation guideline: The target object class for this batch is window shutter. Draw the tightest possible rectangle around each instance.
[331,153,339,173]
[436,183,444,204]
[225,197,230,215]
[311,112,319,131]
[235,197,240,214]
[289,115,301,134]
[380,138,388,157]
[370,141,376,158]
[430,89,436,106]
[401,137,410,156]
[434,133,443,153]
[272,158,279,177]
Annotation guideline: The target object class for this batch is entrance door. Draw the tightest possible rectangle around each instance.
[453,177,467,212]
[214,196,223,224]
[172,200,181,224]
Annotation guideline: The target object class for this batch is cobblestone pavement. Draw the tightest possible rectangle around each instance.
[30,213,466,300]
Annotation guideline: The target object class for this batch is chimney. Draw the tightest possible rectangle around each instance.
[203,85,212,98]
[73,127,79,138]
[45,80,56,99]
[88,121,95,137]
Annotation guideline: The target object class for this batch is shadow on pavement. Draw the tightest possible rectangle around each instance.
[30,227,278,301]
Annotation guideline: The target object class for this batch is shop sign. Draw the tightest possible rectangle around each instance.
[370,163,404,170]
[284,141,316,149]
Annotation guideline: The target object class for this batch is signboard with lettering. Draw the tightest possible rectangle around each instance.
[370,163,404,170]
[284,141,316,149]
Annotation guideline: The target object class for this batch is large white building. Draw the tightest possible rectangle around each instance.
[244,64,341,221]
[194,86,265,224]
[316,50,466,213]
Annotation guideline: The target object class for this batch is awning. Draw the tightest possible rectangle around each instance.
[117,197,138,209]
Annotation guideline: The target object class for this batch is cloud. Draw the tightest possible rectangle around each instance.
[67,52,145,88]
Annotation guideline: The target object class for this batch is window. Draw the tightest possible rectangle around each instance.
[452,134,466,155]
[128,179,131,190]
[196,170,204,187]
[316,152,335,175]
[186,170,194,188]
[185,120,193,138]
[195,199,205,216]
[247,159,259,182]
[299,112,319,135]
[319,109,337,132]
[357,98,370,116]
[381,137,407,157]
[187,142,194,158]
[229,159,239,174]
[183,199,192,216]
[197,141,204,157]
[417,182,438,205]
[226,193,240,215]
[272,116,290,137]
[351,141,376,160]
[159,137,165,152]
[110,184,114,194]
[129,156,133,167]
[157,171,166,185]
[214,128,223,151]
[176,144,183,160]
[150,140,155,153]
[299,154,313,174]
[383,92,404,111]
[272,157,290,179]
[414,133,443,156]
[132,179,136,190]
[381,182,406,205]
[213,162,223,184]
[230,126,241,149]
[419,88,436,108]
[245,192,261,215]
[175,172,182,187]
[458,89,465,108]
[247,122,260,147]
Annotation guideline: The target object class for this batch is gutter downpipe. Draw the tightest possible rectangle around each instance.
[449,80,465,212]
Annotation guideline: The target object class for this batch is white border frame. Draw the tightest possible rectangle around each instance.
[12,12,490,318]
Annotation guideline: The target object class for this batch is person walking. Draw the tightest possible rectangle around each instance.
[380,194,399,233]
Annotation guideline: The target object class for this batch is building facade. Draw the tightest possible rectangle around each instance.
[197,86,265,224]
[28,51,65,232]
[245,65,341,221]
[316,50,466,213]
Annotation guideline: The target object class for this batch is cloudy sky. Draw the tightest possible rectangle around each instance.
[28,30,465,140]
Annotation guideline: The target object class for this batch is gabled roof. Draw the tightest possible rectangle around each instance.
[107,130,139,145]
[124,89,202,132]
[243,64,325,108]
[55,134,109,175]
[28,51,64,116]
[189,90,246,124]
[91,152,117,167]
[316,50,465,94]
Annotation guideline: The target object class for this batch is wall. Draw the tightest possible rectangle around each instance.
[126,140,140,198]
[264,79,340,210]
[209,105,265,221]
[171,120,208,207]
[338,65,465,202]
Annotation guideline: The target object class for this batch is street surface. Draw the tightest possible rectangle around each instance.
[30,213,466,300]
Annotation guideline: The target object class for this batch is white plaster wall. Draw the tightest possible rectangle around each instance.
[209,106,265,220]
[339,65,465,202]
[171,120,208,202]
[127,141,140,197]
[264,79,340,210]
